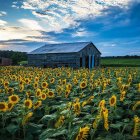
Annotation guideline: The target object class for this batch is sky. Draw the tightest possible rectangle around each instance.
[0,0,140,56]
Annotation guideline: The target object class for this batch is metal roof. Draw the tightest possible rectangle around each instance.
[28,42,100,54]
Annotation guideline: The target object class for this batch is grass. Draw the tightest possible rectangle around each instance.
[101,58,140,67]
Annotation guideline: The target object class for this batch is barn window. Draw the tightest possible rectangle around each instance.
[80,57,82,67]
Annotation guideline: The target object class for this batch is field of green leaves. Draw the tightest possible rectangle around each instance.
[101,58,140,67]
[0,66,140,140]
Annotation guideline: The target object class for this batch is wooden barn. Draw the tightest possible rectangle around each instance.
[28,42,101,68]
[0,57,12,66]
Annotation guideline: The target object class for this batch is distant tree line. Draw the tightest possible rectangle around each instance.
[0,50,27,65]
[102,55,140,59]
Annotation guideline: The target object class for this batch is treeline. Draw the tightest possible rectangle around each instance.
[102,55,140,59]
[0,50,27,65]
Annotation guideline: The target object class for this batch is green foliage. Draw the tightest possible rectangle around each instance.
[101,58,140,67]
[0,50,27,65]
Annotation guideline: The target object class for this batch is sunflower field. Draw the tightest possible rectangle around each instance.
[0,66,140,140]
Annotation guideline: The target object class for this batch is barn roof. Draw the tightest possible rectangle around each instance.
[28,42,101,54]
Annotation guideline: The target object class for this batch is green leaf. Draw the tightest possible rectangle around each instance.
[60,109,69,115]
[27,123,43,134]
[41,114,57,121]
[39,128,67,140]
[6,123,19,134]
[110,123,123,129]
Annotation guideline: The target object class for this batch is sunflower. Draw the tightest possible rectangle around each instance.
[48,91,55,98]
[7,87,14,94]
[65,89,71,98]
[9,94,20,104]
[24,99,33,109]
[36,88,42,97]
[41,93,47,100]
[19,80,24,86]
[99,100,106,108]
[75,126,90,140]
[50,78,55,84]
[66,83,72,90]
[87,96,94,104]
[93,115,101,129]
[33,100,42,110]
[55,115,65,128]
[80,81,87,89]
[73,102,81,115]
[33,82,38,89]
[62,79,66,85]
[138,83,140,92]
[35,77,39,82]
[120,91,126,101]
[67,72,71,78]
[7,102,14,111]
[132,101,140,111]
[67,102,72,110]
[133,116,139,136]
[0,102,8,112]
[41,82,48,89]
[102,107,109,131]
[26,91,31,97]
[25,78,30,84]
[58,79,62,85]
[19,84,24,92]
[22,112,33,126]
[73,77,78,85]
[82,101,87,107]
[109,95,117,107]
[4,81,9,88]
[56,86,63,95]
[56,73,61,77]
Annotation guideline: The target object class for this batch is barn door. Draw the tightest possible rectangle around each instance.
[85,56,89,68]
[92,55,94,68]
[80,57,82,67]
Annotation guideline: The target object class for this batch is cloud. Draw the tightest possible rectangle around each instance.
[0,11,7,16]
[18,0,134,33]
[0,20,7,26]
[72,28,93,37]
[18,19,44,30]
[0,26,43,41]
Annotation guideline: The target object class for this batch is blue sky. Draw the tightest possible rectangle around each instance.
[0,0,140,56]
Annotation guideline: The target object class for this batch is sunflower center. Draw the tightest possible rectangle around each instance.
[35,102,39,106]
[8,103,12,108]
[42,94,45,98]
[43,83,46,87]
[25,101,30,106]
[0,104,5,109]
[11,96,17,101]
[49,92,53,96]
[111,98,115,104]
[5,83,8,86]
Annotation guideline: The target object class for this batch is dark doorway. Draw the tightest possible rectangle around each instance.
[90,56,92,68]
[80,57,82,67]
[0,58,2,64]
[85,56,89,68]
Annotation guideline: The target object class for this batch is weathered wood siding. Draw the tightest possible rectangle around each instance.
[28,43,101,68]
[28,53,80,68]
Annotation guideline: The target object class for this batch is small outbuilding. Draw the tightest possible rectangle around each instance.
[0,57,12,66]
[28,42,101,68]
